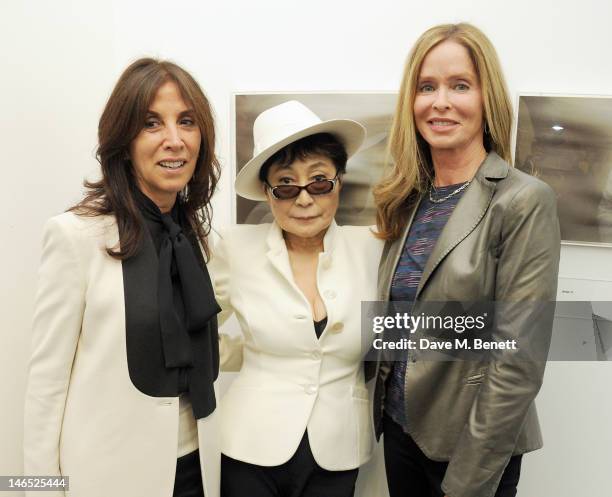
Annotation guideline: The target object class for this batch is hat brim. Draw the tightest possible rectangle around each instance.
[235,118,366,201]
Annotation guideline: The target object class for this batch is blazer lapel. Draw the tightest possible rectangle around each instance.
[416,152,508,299]
[264,221,339,344]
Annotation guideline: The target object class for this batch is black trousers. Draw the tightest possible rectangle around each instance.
[221,431,358,497]
[383,415,522,497]
[174,449,205,497]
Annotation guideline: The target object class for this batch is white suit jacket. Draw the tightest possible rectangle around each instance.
[210,221,383,470]
[23,212,221,497]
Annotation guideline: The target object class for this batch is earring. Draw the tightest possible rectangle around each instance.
[484,121,490,135]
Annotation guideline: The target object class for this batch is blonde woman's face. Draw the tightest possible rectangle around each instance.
[413,40,484,155]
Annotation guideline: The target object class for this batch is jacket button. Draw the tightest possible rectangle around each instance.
[330,322,344,333]
[304,384,318,395]
[310,351,321,360]
[324,290,336,300]
[294,314,307,320]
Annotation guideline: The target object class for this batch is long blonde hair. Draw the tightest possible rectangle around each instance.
[374,23,513,240]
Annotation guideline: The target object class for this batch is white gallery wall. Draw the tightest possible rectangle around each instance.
[2,0,612,495]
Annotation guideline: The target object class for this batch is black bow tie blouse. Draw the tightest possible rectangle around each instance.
[122,189,220,419]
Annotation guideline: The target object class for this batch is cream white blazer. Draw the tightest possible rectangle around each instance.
[210,221,383,471]
[23,212,221,497]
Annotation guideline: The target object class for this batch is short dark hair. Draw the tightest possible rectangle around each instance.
[258,133,348,183]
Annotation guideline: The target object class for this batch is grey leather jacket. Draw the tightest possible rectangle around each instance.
[369,152,561,497]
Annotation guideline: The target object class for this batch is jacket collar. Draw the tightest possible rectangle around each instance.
[382,151,508,300]
[476,150,509,180]
[265,219,338,283]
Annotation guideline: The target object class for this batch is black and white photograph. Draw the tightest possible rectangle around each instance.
[515,94,612,245]
[234,93,396,225]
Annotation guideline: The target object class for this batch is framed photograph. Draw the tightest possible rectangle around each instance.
[233,92,397,226]
[515,94,612,245]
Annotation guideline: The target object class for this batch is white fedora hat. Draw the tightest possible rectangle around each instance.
[235,100,366,201]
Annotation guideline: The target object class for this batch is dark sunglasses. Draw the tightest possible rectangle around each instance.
[265,177,339,200]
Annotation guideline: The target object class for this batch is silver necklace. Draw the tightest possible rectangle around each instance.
[429,180,471,204]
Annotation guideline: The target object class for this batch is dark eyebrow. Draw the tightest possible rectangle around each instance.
[145,109,195,117]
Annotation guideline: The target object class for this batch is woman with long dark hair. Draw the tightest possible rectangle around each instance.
[24,58,222,497]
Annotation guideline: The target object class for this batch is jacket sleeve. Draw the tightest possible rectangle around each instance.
[442,181,561,497]
[209,229,243,372]
[23,216,86,497]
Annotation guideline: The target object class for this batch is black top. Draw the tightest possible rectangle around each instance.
[122,189,220,419]
[314,317,328,339]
